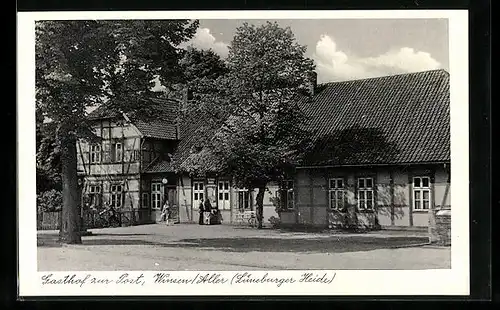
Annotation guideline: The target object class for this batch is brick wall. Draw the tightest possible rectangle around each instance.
[434,206,451,246]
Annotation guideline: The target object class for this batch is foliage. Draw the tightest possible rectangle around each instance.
[180,21,316,228]
[269,195,282,214]
[161,46,229,101]
[35,20,199,242]
[37,189,63,213]
[180,47,229,81]
[36,20,199,137]
[36,121,62,193]
[181,22,315,187]
[268,216,281,229]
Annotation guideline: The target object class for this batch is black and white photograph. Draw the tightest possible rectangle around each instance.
[18,10,470,296]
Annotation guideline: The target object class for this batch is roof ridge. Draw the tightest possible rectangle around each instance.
[317,69,448,87]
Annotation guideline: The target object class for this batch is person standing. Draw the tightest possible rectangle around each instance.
[204,198,213,225]
[198,200,205,225]
[161,201,170,222]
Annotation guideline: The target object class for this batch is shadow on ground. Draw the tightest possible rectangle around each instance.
[38,233,429,253]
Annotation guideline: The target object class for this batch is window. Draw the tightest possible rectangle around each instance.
[329,178,345,210]
[90,144,101,163]
[133,150,141,161]
[357,177,374,210]
[280,180,294,210]
[193,181,204,209]
[110,184,123,208]
[413,176,431,210]
[88,185,101,207]
[142,193,149,208]
[151,182,162,209]
[237,189,251,211]
[112,142,122,162]
[218,181,230,210]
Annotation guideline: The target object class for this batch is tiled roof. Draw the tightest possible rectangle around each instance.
[132,98,179,140]
[299,69,450,166]
[144,159,176,173]
[87,98,180,140]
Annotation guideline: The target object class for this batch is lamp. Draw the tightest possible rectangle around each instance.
[161,178,168,185]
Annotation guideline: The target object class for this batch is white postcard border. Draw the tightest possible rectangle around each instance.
[17,10,469,296]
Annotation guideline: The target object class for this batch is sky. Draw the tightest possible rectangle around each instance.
[181,19,449,84]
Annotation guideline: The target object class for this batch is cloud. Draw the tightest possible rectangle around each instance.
[180,28,229,58]
[313,35,441,83]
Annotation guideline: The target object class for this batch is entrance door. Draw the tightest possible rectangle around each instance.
[166,186,178,223]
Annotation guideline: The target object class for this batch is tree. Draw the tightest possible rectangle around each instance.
[159,47,229,100]
[180,47,229,81]
[36,20,199,243]
[181,22,315,228]
[36,120,62,193]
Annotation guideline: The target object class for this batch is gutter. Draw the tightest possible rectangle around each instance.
[296,161,451,169]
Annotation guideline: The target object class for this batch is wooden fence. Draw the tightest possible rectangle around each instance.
[37,209,153,230]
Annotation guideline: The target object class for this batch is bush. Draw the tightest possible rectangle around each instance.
[269,195,281,214]
[37,189,63,213]
[268,216,280,229]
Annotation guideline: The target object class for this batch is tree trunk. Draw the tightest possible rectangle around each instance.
[59,135,82,244]
[255,186,266,229]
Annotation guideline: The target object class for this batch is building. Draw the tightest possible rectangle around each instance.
[77,69,450,229]
[285,69,451,230]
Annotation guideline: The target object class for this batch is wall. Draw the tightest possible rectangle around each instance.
[77,119,142,177]
[173,175,280,225]
[82,175,141,211]
[279,164,450,230]
[178,175,194,223]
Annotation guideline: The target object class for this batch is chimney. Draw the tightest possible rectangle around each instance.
[177,86,193,140]
[182,86,193,106]
[307,71,318,97]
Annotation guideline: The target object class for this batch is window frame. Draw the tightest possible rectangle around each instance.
[329,178,346,210]
[192,181,204,210]
[237,188,251,211]
[412,176,432,211]
[357,177,375,211]
[141,192,149,209]
[279,180,295,210]
[151,182,162,210]
[113,142,123,163]
[217,180,231,210]
[110,184,123,209]
[90,144,101,164]
[88,184,101,207]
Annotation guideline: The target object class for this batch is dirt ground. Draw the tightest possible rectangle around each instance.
[38,224,451,271]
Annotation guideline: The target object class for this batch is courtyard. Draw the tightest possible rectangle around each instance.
[37,224,451,271]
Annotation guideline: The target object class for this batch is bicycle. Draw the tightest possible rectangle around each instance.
[97,209,121,228]
[247,212,257,227]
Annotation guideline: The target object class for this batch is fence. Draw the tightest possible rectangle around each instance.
[37,211,61,230]
[37,209,153,230]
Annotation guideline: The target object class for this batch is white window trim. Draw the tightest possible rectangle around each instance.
[329,178,345,210]
[151,182,162,210]
[113,142,123,163]
[218,180,231,210]
[237,188,251,210]
[88,185,101,206]
[412,176,432,211]
[110,184,123,208]
[193,181,204,210]
[90,144,101,164]
[357,177,374,210]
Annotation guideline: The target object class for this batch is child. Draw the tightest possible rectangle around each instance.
[161,201,170,222]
